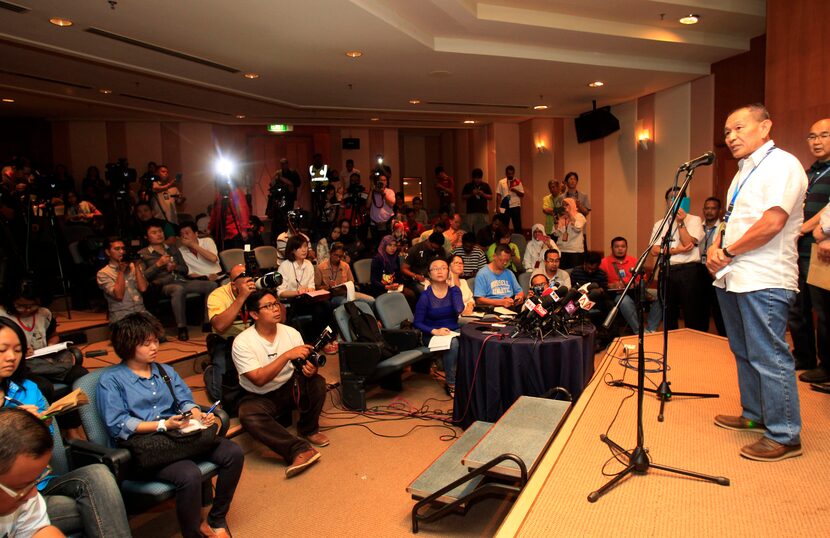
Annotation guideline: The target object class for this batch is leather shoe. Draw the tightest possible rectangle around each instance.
[798,367,829,383]
[178,327,189,341]
[714,415,765,433]
[740,437,802,462]
[303,432,330,447]
[810,381,830,394]
[285,448,320,478]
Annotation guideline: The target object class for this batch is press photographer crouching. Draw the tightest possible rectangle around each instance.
[231,290,329,479]
[98,313,243,538]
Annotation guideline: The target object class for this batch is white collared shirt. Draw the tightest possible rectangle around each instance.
[715,140,807,293]
[276,258,316,296]
[650,214,704,264]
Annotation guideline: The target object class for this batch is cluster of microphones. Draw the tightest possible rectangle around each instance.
[509,282,604,338]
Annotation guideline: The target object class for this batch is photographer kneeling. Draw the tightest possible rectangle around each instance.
[232,290,329,478]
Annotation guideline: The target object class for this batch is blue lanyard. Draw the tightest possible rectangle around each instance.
[724,146,776,223]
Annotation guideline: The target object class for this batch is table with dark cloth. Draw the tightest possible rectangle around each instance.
[452,322,595,429]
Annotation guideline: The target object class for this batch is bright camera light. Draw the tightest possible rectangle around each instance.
[215,158,234,177]
[376,154,384,165]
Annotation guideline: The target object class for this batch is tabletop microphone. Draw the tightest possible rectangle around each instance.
[679,151,715,171]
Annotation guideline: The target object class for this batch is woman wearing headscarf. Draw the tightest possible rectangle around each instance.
[523,223,559,272]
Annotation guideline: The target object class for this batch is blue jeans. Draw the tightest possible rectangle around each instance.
[716,287,801,445]
[611,293,639,333]
[43,464,131,538]
[425,334,459,386]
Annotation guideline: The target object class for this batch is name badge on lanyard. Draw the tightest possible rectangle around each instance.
[722,146,777,238]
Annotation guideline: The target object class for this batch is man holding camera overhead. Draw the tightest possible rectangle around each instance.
[231,288,329,478]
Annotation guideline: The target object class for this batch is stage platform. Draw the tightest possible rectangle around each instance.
[495,329,830,538]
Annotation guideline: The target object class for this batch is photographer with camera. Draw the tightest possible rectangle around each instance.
[96,237,153,323]
[369,172,395,245]
[232,289,329,478]
[268,159,301,236]
[148,164,184,225]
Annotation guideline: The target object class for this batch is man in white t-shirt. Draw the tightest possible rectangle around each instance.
[706,104,806,462]
[231,290,329,478]
[495,165,525,233]
[0,408,63,538]
[649,186,708,332]
[178,221,223,280]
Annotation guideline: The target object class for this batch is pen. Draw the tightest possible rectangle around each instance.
[204,400,220,415]
[3,395,25,407]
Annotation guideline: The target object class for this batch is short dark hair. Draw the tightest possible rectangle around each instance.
[245,289,276,314]
[544,248,560,261]
[462,232,476,244]
[4,279,41,313]
[110,312,164,362]
[178,220,198,234]
[0,317,32,394]
[471,168,483,179]
[505,165,515,174]
[610,236,627,247]
[530,274,549,286]
[585,251,603,265]
[0,408,53,475]
[494,244,512,257]
[104,236,124,251]
[346,159,354,166]
[704,196,722,208]
[284,234,308,262]
[428,232,445,246]
[564,171,579,183]
[664,186,685,201]
[329,241,345,254]
[143,218,166,235]
[435,166,445,175]
[730,103,770,122]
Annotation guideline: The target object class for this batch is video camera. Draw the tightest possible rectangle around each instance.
[290,326,334,370]
[105,159,137,192]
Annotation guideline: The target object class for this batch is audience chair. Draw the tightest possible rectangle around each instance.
[72,367,230,514]
[517,272,531,294]
[352,258,373,288]
[374,291,432,372]
[511,233,527,259]
[333,301,430,410]
[218,248,245,272]
[254,245,278,271]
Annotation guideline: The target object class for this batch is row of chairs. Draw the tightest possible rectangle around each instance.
[218,246,278,273]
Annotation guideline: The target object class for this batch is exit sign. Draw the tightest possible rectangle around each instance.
[267,124,293,133]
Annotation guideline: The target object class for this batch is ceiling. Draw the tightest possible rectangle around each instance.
[0,0,766,127]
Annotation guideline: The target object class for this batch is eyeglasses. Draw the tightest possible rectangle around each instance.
[807,133,830,142]
[258,301,280,311]
[232,272,249,282]
[12,302,38,311]
[0,466,51,501]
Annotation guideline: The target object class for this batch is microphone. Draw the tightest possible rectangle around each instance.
[552,288,583,318]
[679,151,715,171]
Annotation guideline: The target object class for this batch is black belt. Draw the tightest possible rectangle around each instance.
[670,262,699,271]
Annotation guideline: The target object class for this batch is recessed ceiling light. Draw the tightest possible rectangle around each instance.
[2,98,14,103]
[409,99,421,105]
[463,120,476,124]
[98,88,112,95]
[235,114,246,119]
[533,105,548,110]
[679,14,700,25]
[429,70,451,78]
[370,117,380,121]
[49,17,73,27]
[345,50,363,58]
[243,72,260,79]
[588,81,604,88]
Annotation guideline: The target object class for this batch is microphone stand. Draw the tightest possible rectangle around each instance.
[591,196,729,503]
[604,166,718,421]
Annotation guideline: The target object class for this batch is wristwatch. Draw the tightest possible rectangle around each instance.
[722,247,736,258]
[157,419,167,432]
[677,221,686,229]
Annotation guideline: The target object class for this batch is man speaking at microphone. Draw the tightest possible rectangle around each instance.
[707,104,807,462]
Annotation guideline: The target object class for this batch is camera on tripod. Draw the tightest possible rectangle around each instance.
[290,326,335,370]
[105,159,137,193]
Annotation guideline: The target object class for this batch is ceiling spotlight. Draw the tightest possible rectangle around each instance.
[463,120,476,124]
[49,17,73,27]
[345,50,363,58]
[370,117,380,121]
[588,81,604,88]
[99,88,112,95]
[409,99,421,105]
[679,14,700,25]
[243,72,260,79]
[2,98,14,103]
[235,114,246,119]
[533,105,548,110]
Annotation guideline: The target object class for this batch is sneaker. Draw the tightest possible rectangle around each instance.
[740,437,802,462]
[714,415,766,433]
[798,367,829,384]
[302,432,330,447]
[444,384,456,398]
[810,381,830,394]
[285,449,321,478]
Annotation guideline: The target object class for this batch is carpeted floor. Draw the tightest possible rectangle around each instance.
[497,329,830,538]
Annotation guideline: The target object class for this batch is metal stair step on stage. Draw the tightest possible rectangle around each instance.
[463,396,571,479]
[407,421,492,504]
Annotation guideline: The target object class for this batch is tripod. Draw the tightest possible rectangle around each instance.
[589,241,729,502]
[606,166,718,421]
[216,180,245,251]
[23,199,72,318]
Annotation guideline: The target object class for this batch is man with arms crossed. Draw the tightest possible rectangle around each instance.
[707,104,807,462]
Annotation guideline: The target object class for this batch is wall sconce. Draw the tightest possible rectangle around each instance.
[536,141,547,154]
[637,128,651,150]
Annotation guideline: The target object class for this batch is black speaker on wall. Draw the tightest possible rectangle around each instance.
[342,138,361,150]
[574,102,620,143]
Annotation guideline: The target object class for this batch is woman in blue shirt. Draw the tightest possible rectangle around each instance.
[97,313,243,538]
[413,258,464,396]
[0,316,131,538]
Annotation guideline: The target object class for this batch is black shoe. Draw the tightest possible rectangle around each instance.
[178,327,189,341]
[798,367,829,384]
[810,381,830,394]
[794,361,816,371]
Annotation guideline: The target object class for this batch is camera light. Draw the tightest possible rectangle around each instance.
[215,158,234,177]
[376,155,384,165]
